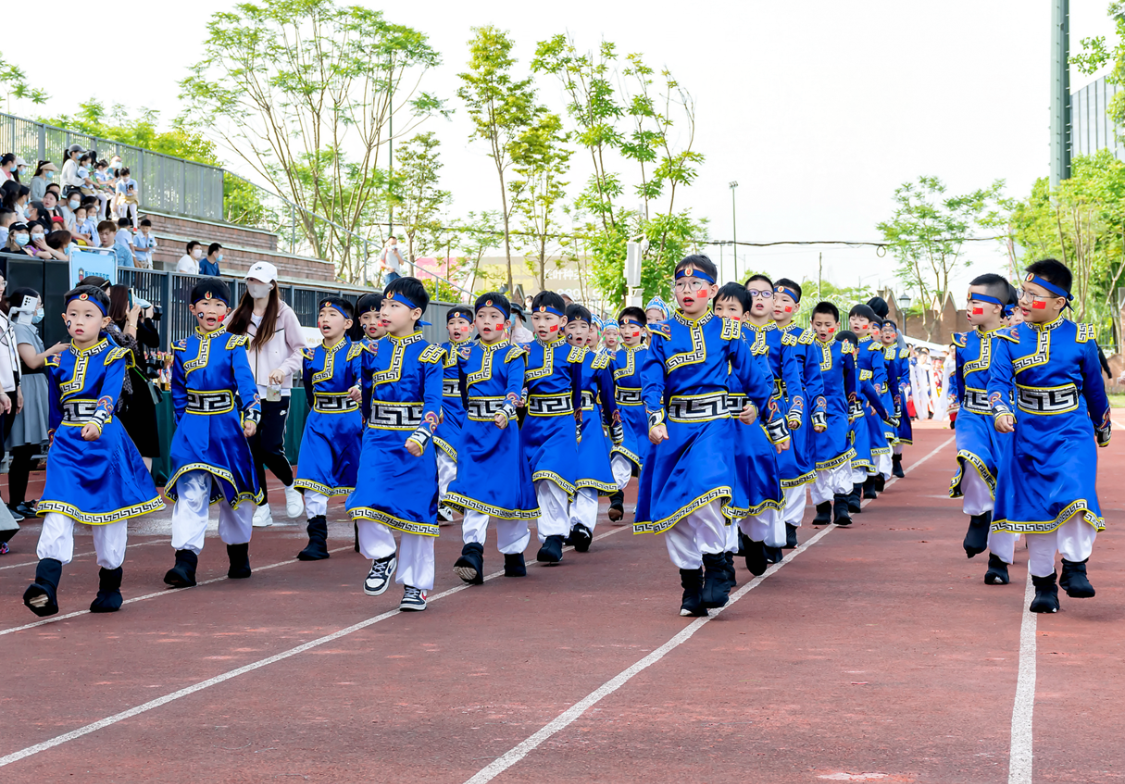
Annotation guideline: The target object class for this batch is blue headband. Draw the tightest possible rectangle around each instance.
[774,285,800,302]
[476,297,511,319]
[66,291,107,316]
[1025,273,1073,307]
[386,291,431,326]
[533,304,565,318]
[1003,303,1016,318]
[447,309,473,323]
[968,293,1004,308]
[320,300,350,319]
[675,268,715,285]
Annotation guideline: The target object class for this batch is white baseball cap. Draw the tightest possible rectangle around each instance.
[245,261,278,284]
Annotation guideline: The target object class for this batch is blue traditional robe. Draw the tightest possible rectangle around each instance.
[520,335,582,496]
[948,328,1011,501]
[572,346,619,495]
[434,338,471,462]
[294,337,364,497]
[812,336,859,471]
[777,324,826,488]
[611,344,650,472]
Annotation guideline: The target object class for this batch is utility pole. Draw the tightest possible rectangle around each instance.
[1050,0,1071,188]
[729,181,739,281]
[818,252,823,297]
[388,101,395,239]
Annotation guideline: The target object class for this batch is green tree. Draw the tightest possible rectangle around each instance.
[389,132,451,270]
[450,210,501,294]
[877,175,1006,340]
[509,112,571,290]
[457,26,541,294]
[1073,3,1125,132]
[0,50,48,111]
[179,0,443,282]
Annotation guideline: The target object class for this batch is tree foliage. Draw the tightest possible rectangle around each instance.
[510,112,572,290]
[389,132,450,267]
[0,50,48,111]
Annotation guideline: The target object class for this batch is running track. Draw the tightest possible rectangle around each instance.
[1,423,1122,783]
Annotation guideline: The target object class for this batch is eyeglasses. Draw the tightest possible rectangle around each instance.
[747,290,774,299]
[673,279,708,292]
[1016,288,1056,303]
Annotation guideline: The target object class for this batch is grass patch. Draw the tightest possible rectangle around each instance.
[1111,393,1125,409]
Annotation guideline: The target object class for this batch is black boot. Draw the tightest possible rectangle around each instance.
[812,502,832,526]
[679,568,706,617]
[536,534,565,564]
[90,567,123,613]
[454,543,485,584]
[984,554,1010,585]
[725,551,737,590]
[963,512,990,559]
[1030,572,1060,613]
[1060,558,1095,598]
[569,523,593,553]
[744,538,768,577]
[892,454,905,478]
[607,489,624,522]
[862,476,879,500]
[503,552,526,577]
[23,558,62,617]
[833,494,853,526]
[297,516,331,561]
[163,549,198,588]
[873,473,886,493]
[701,553,731,609]
[784,523,799,549]
[354,521,360,553]
[765,545,783,564]
[848,483,863,513]
[227,543,252,579]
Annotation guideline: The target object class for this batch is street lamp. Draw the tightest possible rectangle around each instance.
[898,292,912,311]
[729,181,739,282]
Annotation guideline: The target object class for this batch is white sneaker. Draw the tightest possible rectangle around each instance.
[252,504,274,528]
[399,585,427,611]
[364,555,397,596]
[284,484,304,519]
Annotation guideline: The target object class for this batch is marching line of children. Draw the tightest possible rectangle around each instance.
[26,256,1108,621]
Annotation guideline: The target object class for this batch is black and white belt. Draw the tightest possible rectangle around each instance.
[1017,384,1079,416]
[667,392,727,423]
[616,387,642,406]
[314,393,359,414]
[61,399,99,424]
[848,399,865,419]
[526,393,574,417]
[186,389,235,415]
[442,378,459,398]
[369,400,423,429]
[581,390,597,411]
[466,397,505,422]
[961,388,991,416]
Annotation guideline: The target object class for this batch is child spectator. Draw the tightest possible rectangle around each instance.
[98,221,134,268]
[114,167,139,226]
[200,243,222,277]
[72,205,95,246]
[133,218,157,269]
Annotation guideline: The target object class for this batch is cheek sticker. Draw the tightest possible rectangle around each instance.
[784,306,793,313]
[1032,301,1047,310]
[972,307,983,316]
[828,326,835,333]
[549,325,558,332]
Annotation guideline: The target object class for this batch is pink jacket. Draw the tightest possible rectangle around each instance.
[244,301,306,397]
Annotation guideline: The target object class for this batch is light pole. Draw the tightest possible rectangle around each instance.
[729,181,739,282]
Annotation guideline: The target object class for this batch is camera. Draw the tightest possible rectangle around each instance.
[151,304,163,322]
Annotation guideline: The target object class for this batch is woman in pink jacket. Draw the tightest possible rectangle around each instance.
[224,262,307,527]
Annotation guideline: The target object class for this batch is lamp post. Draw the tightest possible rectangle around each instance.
[898,292,912,333]
[729,181,739,282]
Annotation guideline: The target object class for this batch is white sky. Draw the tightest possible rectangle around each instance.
[6,0,1118,298]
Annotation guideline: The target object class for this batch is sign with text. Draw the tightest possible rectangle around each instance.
[69,247,117,289]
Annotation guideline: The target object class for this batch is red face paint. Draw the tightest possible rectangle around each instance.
[784,306,793,313]
[972,307,983,316]
[549,325,558,332]
[1032,301,1047,310]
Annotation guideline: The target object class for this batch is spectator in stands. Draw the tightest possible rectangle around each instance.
[0,209,13,247]
[106,284,161,470]
[225,261,306,527]
[1,223,33,257]
[115,167,139,226]
[30,227,68,260]
[38,191,66,229]
[133,218,156,269]
[200,242,222,276]
[176,240,203,274]
[63,190,83,231]
[72,204,96,246]
[381,235,404,287]
[60,144,85,197]
[2,183,30,222]
[77,154,97,196]
[0,154,16,183]
[98,221,133,267]
[94,160,113,220]
[28,161,55,202]
[44,230,72,261]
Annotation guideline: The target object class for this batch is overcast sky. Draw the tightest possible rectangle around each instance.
[5,0,1117,298]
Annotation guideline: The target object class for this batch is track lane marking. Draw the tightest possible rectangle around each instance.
[1007,570,1037,784]
[461,435,957,784]
[0,525,628,767]
[0,538,167,573]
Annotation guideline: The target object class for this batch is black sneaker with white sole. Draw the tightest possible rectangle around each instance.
[364,554,397,596]
[399,585,427,611]
[569,523,593,553]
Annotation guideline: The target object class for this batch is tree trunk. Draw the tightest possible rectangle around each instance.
[498,168,513,294]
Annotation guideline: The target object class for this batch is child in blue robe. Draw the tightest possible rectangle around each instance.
[163,279,263,589]
[446,292,539,584]
[636,256,782,617]
[881,321,913,476]
[948,274,1017,584]
[608,307,651,522]
[293,297,364,561]
[846,305,891,511]
[990,259,1111,613]
[346,277,444,611]
[436,306,473,521]
[23,286,165,617]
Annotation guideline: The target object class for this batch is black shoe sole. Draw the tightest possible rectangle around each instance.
[90,592,123,613]
[297,549,331,561]
[163,569,196,588]
[453,560,483,585]
[23,585,57,617]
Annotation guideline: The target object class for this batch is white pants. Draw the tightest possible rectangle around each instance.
[611,454,632,491]
[570,487,599,534]
[664,500,727,570]
[811,460,852,505]
[876,452,892,480]
[1027,517,1097,578]
[171,470,254,554]
[894,443,904,455]
[988,530,1017,565]
[782,484,807,526]
[305,490,328,519]
[437,451,457,501]
[725,514,741,553]
[37,512,127,569]
[358,522,435,591]
[117,201,138,225]
[462,510,530,555]
[535,480,571,541]
[739,506,784,548]
[960,467,993,516]
[851,467,868,484]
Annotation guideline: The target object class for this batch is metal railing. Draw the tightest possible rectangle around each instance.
[1,111,224,220]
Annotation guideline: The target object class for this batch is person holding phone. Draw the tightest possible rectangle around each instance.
[114,167,139,226]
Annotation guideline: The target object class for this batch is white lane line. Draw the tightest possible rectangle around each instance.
[0,525,628,768]
[1008,570,1037,784]
[461,435,956,784]
[0,539,167,573]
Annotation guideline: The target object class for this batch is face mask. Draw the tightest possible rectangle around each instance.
[18,167,27,176]
[216,253,223,262]
[246,282,272,299]
[69,199,80,210]
[191,249,203,259]
[32,308,44,325]
[46,171,53,180]
[14,234,29,247]
[31,233,44,243]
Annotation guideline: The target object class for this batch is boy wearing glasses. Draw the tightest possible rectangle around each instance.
[948,274,1016,584]
[990,259,1111,613]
